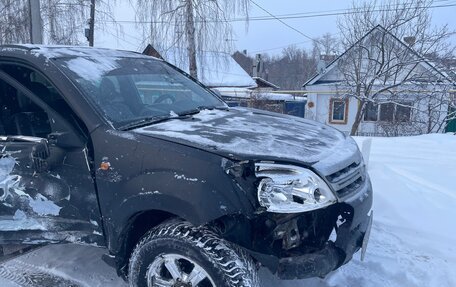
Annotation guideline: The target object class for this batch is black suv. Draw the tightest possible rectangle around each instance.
[0,45,373,287]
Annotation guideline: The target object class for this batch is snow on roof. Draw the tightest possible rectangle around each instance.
[254,92,306,101]
[213,87,306,101]
[213,87,251,99]
[252,77,280,89]
[161,48,256,88]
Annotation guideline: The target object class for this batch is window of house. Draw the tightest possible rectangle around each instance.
[379,103,395,122]
[364,102,378,121]
[395,103,412,122]
[378,102,412,122]
[329,98,348,124]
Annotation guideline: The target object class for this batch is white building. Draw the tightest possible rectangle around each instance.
[303,26,453,136]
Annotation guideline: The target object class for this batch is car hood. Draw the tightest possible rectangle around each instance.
[133,108,360,175]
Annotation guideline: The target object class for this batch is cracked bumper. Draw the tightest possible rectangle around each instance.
[250,180,373,280]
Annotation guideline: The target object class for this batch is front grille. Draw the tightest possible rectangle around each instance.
[326,161,365,198]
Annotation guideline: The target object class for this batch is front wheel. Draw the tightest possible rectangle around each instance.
[128,221,259,287]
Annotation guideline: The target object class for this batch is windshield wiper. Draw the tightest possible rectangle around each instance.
[119,114,191,131]
[119,106,228,131]
[178,105,228,117]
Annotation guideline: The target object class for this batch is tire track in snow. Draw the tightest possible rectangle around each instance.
[0,259,82,287]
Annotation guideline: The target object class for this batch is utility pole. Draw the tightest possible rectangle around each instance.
[29,0,43,44]
[88,0,96,46]
[185,0,198,79]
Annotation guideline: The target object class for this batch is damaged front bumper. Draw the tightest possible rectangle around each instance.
[246,179,373,280]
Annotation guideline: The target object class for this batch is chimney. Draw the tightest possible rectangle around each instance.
[403,36,416,46]
[243,49,247,55]
[252,54,264,78]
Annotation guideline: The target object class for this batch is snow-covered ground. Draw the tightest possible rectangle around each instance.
[1,134,455,287]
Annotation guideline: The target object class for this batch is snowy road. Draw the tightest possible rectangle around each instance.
[1,134,455,287]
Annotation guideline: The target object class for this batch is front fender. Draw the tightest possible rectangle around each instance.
[118,170,245,224]
[101,135,256,255]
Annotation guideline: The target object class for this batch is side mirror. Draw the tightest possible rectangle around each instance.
[47,131,85,149]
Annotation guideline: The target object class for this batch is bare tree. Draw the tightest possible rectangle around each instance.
[337,0,455,135]
[0,0,116,45]
[253,46,317,90]
[232,47,318,90]
[134,0,249,79]
[0,1,30,44]
[313,33,340,56]
[41,0,89,45]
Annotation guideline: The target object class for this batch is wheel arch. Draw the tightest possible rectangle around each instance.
[114,209,178,277]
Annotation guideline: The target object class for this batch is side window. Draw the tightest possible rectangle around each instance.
[0,77,51,138]
[0,64,79,138]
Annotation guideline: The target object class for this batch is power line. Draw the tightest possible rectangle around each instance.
[100,1,455,54]
[104,2,456,24]
[242,0,454,21]
[249,0,320,44]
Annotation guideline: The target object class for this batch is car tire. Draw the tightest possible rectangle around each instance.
[128,220,259,287]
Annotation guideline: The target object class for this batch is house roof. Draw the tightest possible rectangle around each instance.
[252,77,280,89]
[303,25,454,87]
[142,44,164,60]
[143,45,256,88]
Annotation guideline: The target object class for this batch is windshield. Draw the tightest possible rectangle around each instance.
[54,56,226,129]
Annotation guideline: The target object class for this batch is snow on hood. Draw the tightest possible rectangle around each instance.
[134,108,359,173]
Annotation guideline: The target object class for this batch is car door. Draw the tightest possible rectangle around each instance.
[0,67,104,246]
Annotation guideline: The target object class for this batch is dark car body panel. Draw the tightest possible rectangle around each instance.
[90,127,256,253]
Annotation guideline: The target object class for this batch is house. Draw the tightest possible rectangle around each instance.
[303,25,454,136]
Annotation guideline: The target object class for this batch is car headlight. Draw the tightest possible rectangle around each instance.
[255,163,337,213]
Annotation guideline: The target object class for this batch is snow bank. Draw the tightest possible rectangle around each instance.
[264,133,456,287]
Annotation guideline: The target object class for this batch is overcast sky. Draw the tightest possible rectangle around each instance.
[96,0,455,56]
